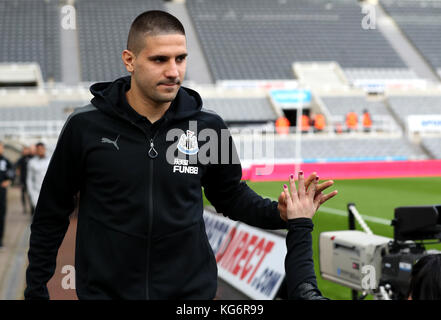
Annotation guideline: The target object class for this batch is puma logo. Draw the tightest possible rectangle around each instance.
[101,134,120,150]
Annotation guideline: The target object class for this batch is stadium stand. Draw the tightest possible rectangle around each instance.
[0,0,61,82]
[234,135,428,163]
[421,137,441,159]
[386,95,441,128]
[0,103,78,122]
[186,0,408,81]
[344,68,419,82]
[319,95,400,132]
[203,97,278,124]
[380,0,441,79]
[76,0,164,82]
[0,101,86,139]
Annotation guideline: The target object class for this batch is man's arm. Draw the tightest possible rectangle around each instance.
[24,115,83,300]
[204,171,286,230]
[1,158,14,188]
[201,119,286,230]
[201,119,335,230]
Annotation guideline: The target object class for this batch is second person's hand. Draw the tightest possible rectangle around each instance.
[280,171,338,220]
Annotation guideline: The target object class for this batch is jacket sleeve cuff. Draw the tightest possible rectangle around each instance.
[287,217,314,231]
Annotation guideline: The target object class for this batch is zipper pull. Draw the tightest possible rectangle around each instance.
[148,138,158,159]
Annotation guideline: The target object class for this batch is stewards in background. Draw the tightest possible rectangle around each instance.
[276,116,290,135]
[27,142,50,215]
[15,145,33,214]
[362,109,372,132]
[301,113,310,133]
[345,110,358,132]
[312,113,326,133]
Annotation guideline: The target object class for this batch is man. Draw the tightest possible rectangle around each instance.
[25,11,336,299]
[345,110,358,132]
[362,109,372,133]
[26,142,50,214]
[15,146,33,214]
[0,141,15,249]
[312,112,326,133]
[301,112,310,133]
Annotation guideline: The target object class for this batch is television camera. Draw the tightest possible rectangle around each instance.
[319,204,441,300]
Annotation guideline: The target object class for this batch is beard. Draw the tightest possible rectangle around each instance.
[136,80,180,105]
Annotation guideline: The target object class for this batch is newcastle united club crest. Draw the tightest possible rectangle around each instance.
[177,130,199,155]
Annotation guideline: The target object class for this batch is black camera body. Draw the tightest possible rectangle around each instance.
[379,205,441,300]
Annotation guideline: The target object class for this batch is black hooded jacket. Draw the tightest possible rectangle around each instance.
[25,76,287,300]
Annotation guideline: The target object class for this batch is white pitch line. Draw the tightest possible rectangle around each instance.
[268,197,391,226]
[317,206,391,226]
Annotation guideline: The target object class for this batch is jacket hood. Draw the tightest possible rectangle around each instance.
[89,76,203,122]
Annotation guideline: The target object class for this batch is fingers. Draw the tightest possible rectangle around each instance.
[278,191,285,204]
[308,176,318,199]
[283,183,292,206]
[320,190,338,205]
[289,173,298,202]
[313,192,323,210]
[313,189,338,212]
[278,191,288,222]
[316,180,334,194]
[304,172,317,191]
[297,171,305,198]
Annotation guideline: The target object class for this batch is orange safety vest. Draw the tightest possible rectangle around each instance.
[301,115,310,131]
[363,112,372,128]
[314,114,326,130]
[275,117,290,135]
[346,112,358,129]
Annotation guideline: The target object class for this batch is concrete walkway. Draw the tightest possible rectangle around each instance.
[0,186,78,300]
[0,186,31,300]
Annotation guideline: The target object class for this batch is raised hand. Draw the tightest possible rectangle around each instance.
[278,171,338,221]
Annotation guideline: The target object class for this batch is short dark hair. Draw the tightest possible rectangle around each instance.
[127,10,185,55]
[408,254,441,300]
[36,142,45,148]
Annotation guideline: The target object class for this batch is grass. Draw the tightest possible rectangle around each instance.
[204,177,441,300]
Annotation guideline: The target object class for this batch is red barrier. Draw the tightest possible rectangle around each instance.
[244,160,441,181]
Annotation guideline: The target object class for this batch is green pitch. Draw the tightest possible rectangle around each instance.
[204,177,441,300]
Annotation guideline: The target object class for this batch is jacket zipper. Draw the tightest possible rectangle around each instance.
[146,157,153,299]
[125,119,160,300]
[118,116,169,299]
[145,121,167,300]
